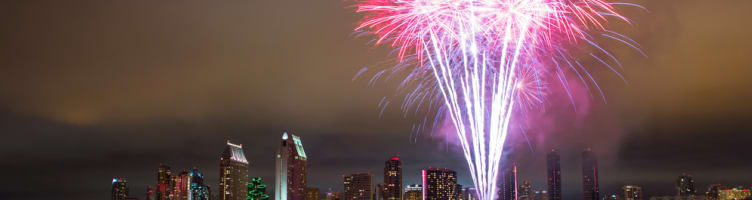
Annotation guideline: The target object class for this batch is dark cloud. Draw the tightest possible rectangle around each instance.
[1,0,751,199]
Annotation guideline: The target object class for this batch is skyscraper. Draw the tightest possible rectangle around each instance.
[306,187,321,200]
[344,173,374,200]
[174,170,191,200]
[518,180,533,200]
[148,185,155,200]
[547,149,562,200]
[622,185,642,200]
[157,164,173,200]
[384,155,403,200]
[404,184,423,200]
[718,187,751,200]
[220,140,250,200]
[675,173,696,200]
[422,168,457,200]
[582,148,599,200]
[112,177,129,200]
[463,188,478,200]
[706,184,724,200]
[498,162,517,200]
[276,132,308,200]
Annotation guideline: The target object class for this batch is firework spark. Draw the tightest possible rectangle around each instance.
[354,0,641,199]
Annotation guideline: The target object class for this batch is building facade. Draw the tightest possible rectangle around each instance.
[384,156,403,200]
[112,178,129,200]
[344,173,374,200]
[422,168,457,200]
[498,163,517,200]
[622,185,642,200]
[404,184,423,200]
[582,148,600,200]
[276,132,308,200]
[547,149,562,200]
[518,180,532,200]
[675,173,696,200]
[157,164,173,200]
[718,187,751,200]
[219,141,250,200]
[306,187,321,200]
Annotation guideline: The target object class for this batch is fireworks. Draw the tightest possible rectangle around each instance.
[353,0,642,199]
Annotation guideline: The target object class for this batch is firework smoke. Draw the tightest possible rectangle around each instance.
[353,0,642,199]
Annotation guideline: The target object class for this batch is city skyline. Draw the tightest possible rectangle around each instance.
[2,0,752,200]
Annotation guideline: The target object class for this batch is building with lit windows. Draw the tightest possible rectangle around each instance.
[463,188,478,200]
[344,173,374,200]
[384,155,402,200]
[326,191,342,200]
[275,132,308,200]
[582,148,600,200]
[157,164,173,200]
[518,180,533,200]
[220,141,250,200]
[718,187,751,200]
[112,177,129,200]
[622,185,642,200]
[404,184,422,200]
[706,184,725,200]
[147,185,155,200]
[547,149,562,200]
[422,168,457,200]
[306,187,320,200]
[675,173,696,200]
[498,162,517,200]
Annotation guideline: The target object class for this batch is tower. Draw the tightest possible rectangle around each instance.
[498,162,517,200]
[582,148,599,200]
[275,132,308,200]
[219,141,250,200]
[422,168,457,200]
[344,173,374,200]
[384,155,403,200]
[157,164,173,200]
[112,178,129,200]
[546,149,562,200]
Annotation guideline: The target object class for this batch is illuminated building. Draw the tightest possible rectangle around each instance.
[547,149,562,200]
[384,156,402,200]
[422,168,457,200]
[498,162,517,200]
[220,140,250,200]
[518,180,532,200]
[376,184,385,200]
[463,188,478,200]
[622,185,642,200]
[157,164,173,200]
[404,184,422,200]
[344,173,374,200]
[706,184,725,200]
[112,177,129,200]
[582,148,600,200]
[275,132,308,200]
[604,194,620,200]
[188,168,211,200]
[248,177,270,200]
[306,187,321,200]
[533,190,549,200]
[455,184,463,200]
[718,187,751,200]
[675,173,696,200]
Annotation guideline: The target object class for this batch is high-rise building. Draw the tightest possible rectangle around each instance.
[518,180,533,200]
[547,149,562,200]
[275,132,308,200]
[157,164,173,200]
[675,173,696,200]
[174,170,191,200]
[344,173,374,200]
[463,188,478,200]
[582,148,599,200]
[248,177,270,200]
[706,184,725,200]
[187,168,211,200]
[455,184,463,200]
[422,168,457,200]
[498,162,517,200]
[404,184,423,200]
[148,185,155,200]
[112,178,129,200]
[220,140,250,200]
[384,156,403,200]
[306,187,321,200]
[622,185,642,200]
[718,187,751,200]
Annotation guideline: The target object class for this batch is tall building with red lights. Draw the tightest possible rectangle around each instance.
[219,140,249,200]
[582,148,599,200]
[547,149,562,200]
[344,173,374,200]
[422,168,457,200]
[157,164,173,200]
[384,155,402,200]
[275,132,308,200]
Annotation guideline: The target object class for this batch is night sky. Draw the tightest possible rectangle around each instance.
[1,1,752,200]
